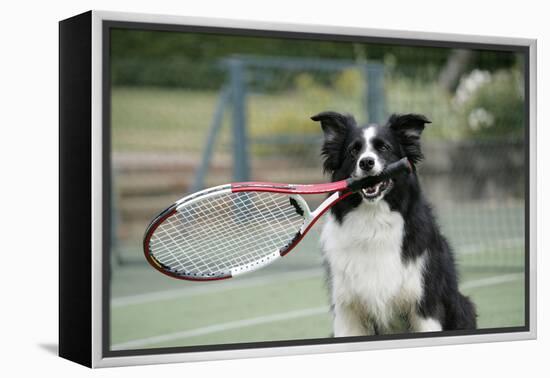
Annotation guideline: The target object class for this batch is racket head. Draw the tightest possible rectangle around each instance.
[143,185,312,281]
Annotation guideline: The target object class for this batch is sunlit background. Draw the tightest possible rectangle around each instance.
[108,28,526,351]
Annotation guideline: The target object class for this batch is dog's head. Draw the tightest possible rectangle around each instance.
[312,111,430,203]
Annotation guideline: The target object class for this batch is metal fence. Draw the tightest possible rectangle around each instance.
[111,55,525,273]
[191,56,385,190]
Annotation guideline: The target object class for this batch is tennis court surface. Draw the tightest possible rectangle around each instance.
[110,206,525,350]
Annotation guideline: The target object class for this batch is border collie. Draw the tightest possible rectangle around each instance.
[311,111,477,336]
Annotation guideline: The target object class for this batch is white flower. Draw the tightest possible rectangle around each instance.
[468,108,495,130]
[454,69,492,105]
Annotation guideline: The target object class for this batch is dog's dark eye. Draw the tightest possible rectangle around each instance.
[375,141,391,152]
[349,143,362,157]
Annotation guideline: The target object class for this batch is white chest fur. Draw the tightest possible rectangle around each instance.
[321,200,425,331]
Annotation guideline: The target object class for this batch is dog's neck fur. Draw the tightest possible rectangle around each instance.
[321,198,426,333]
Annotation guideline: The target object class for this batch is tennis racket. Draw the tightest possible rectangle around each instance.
[143,157,412,281]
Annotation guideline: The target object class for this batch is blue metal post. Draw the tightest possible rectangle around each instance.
[228,59,250,182]
[364,63,386,124]
[191,87,230,192]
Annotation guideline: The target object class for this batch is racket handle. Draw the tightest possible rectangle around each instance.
[346,158,412,192]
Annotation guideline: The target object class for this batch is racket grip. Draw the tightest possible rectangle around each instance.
[346,158,412,192]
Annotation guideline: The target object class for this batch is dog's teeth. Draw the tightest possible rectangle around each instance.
[360,179,392,201]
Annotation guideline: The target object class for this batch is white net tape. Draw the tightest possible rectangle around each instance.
[149,191,305,277]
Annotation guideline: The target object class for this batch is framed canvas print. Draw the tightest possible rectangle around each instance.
[59,10,537,368]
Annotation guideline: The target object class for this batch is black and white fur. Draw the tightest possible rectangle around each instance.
[311,111,476,336]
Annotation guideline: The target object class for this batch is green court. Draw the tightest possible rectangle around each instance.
[110,219,526,351]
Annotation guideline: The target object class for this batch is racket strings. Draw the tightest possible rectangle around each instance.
[154,196,294,261]
[153,193,301,274]
[176,194,300,271]
[149,191,305,276]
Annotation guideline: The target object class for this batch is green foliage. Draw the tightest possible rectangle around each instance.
[385,76,469,140]
[292,73,332,105]
[111,29,357,89]
[249,79,329,157]
[333,68,363,98]
[111,58,224,89]
[250,112,320,158]
[110,27,522,93]
[259,111,320,137]
[459,70,525,138]
[251,70,367,157]
[384,68,525,141]
[111,67,524,156]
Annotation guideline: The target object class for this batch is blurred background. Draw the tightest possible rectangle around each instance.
[108,28,526,351]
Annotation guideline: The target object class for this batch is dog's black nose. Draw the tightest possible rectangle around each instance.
[359,157,375,171]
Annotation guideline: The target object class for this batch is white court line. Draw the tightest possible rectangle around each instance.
[111,273,523,350]
[460,272,523,290]
[111,306,328,350]
[458,238,523,255]
[112,268,323,307]
[114,239,524,308]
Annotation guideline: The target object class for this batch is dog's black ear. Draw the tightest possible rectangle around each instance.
[388,113,431,164]
[311,111,356,172]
